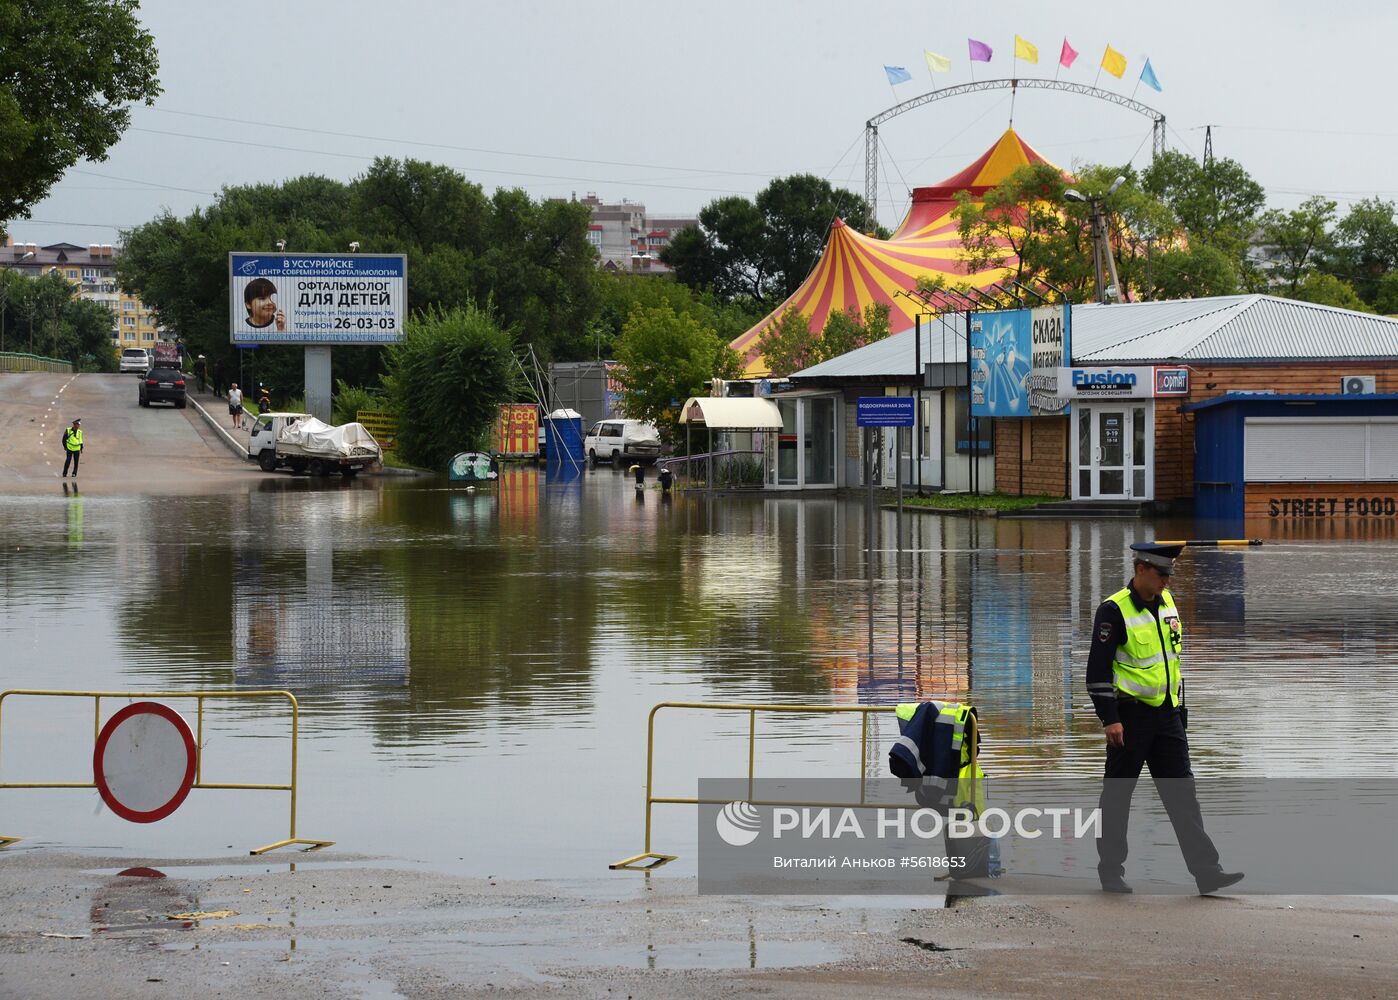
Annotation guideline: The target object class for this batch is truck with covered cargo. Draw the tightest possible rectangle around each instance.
[247,412,382,478]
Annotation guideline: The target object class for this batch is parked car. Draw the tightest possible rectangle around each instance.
[138,367,187,408]
[248,411,381,477]
[119,347,150,374]
[584,418,661,465]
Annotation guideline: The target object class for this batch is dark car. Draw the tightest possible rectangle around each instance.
[139,367,187,408]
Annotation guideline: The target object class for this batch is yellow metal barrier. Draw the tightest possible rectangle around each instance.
[0,689,333,855]
[608,701,977,871]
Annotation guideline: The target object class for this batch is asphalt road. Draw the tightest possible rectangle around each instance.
[0,372,254,493]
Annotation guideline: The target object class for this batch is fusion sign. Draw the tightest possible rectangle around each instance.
[971,305,1071,418]
[1054,366,1190,399]
[229,253,407,345]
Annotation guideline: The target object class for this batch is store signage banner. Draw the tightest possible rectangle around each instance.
[1054,366,1190,399]
[229,252,407,345]
[971,305,1071,418]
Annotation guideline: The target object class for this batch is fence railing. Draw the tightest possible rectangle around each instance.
[0,351,73,374]
[609,701,978,870]
[0,689,333,855]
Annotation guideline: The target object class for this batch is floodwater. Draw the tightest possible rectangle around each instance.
[2,467,1396,877]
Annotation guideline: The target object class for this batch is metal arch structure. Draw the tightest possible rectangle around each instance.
[864,78,1167,222]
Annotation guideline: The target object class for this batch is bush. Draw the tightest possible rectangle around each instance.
[333,380,386,426]
[383,305,519,472]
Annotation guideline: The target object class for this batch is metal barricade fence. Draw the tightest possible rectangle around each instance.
[0,689,333,855]
[0,352,74,373]
[609,701,977,871]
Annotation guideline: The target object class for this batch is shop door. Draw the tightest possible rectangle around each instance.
[1076,405,1152,500]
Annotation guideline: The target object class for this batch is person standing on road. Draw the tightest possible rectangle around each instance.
[228,383,244,430]
[1086,542,1244,896]
[256,384,271,415]
[61,418,83,478]
[212,358,225,398]
[194,355,208,394]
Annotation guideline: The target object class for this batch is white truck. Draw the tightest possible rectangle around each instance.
[248,412,382,478]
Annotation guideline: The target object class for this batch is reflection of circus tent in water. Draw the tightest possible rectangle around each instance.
[233,546,409,688]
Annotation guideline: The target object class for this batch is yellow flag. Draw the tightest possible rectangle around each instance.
[1014,36,1038,64]
[925,50,952,74]
[1101,44,1127,79]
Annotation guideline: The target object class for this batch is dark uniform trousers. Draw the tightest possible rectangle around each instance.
[1097,699,1222,880]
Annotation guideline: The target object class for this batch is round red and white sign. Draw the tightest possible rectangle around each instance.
[93,702,197,823]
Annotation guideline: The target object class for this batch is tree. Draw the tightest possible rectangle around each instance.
[1141,150,1266,263]
[815,302,891,363]
[383,305,519,471]
[1150,243,1239,300]
[1326,198,1398,305]
[1375,271,1398,315]
[0,0,161,235]
[612,304,741,444]
[1259,196,1338,296]
[754,307,818,377]
[1289,272,1372,312]
[954,162,1086,295]
[588,271,760,363]
[662,175,876,306]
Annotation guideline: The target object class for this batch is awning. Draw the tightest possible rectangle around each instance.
[678,396,783,430]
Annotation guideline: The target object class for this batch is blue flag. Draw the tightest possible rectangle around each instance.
[1140,58,1162,92]
[884,64,912,85]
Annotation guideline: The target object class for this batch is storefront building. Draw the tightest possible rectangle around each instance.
[991,294,1398,512]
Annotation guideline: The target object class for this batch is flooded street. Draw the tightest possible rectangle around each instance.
[3,467,1397,877]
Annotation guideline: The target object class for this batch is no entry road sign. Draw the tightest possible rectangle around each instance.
[856,396,915,428]
[93,702,197,824]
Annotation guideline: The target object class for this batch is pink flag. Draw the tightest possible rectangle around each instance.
[968,38,993,62]
[1060,38,1079,68]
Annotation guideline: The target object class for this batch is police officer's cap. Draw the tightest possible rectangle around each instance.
[1130,541,1183,574]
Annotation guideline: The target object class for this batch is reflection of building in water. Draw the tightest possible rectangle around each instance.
[233,546,409,689]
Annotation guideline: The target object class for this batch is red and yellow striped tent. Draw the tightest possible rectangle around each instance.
[730,128,1058,376]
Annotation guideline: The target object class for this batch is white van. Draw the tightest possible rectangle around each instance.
[584,418,661,465]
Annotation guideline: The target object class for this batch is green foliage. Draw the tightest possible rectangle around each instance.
[1288,272,1372,312]
[1141,150,1265,273]
[662,175,875,305]
[1325,198,1398,304]
[332,380,387,427]
[117,157,599,393]
[1259,196,1338,296]
[0,0,161,235]
[1150,243,1239,300]
[612,303,741,444]
[754,301,892,377]
[0,269,116,370]
[587,271,761,362]
[905,492,1057,512]
[1374,271,1398,315]
[754,307,818,377]
[383,305,519,472]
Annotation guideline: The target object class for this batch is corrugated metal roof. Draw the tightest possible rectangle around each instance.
[791,319,968,380]
[1073,294,1398,362]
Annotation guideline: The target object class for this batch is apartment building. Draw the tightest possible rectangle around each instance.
[570,194,696,274]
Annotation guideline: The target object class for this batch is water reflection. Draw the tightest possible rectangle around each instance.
[2,471,1396,873]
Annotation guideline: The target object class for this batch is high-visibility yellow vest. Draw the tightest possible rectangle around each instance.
[64,428,83,452]
[1108,587,1182,707]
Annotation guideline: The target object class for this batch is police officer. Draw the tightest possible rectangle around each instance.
[61,418,83,478]
[1086,542,1244,895]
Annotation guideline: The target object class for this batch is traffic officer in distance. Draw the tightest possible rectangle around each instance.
[1086,542,1244,895]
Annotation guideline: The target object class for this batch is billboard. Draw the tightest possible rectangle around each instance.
[229,252,407,345]
[970,305,1071,418]
[496,403,540,456]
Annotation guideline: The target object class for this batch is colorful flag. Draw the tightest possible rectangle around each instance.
[1140,58,1162,92]
[1060,38,1079,68]
[884,65,912,85]
[925,50,952,74]
[1014,36,1038,63]
[968,38,993,62]
[1101,45,1127,79]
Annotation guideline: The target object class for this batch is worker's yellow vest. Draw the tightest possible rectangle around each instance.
[64,428,83,451]
[1108,587,1182,707]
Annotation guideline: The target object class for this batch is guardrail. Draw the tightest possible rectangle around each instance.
[609,701,978,870]
[0,351,73,374]
[0,689,333,855]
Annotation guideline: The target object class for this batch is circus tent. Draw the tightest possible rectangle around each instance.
[729,128,1059,376]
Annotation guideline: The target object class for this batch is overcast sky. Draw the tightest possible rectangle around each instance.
[18,0,1398,247]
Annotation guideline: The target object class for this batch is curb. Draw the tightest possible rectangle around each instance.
[188,395,250,461]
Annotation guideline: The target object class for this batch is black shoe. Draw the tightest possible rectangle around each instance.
[1100,875,1133,894]
[1196,871,1244,895]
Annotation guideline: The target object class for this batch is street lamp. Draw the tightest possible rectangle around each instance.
[1065,178,1126,304]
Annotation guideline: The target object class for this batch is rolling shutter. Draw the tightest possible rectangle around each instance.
[1244,417,1398,482]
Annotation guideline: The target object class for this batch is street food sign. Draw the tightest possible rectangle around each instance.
[229,252,407,345]
[971,305,1072,418]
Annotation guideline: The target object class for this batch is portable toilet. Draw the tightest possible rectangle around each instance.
[545,408,584,478]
